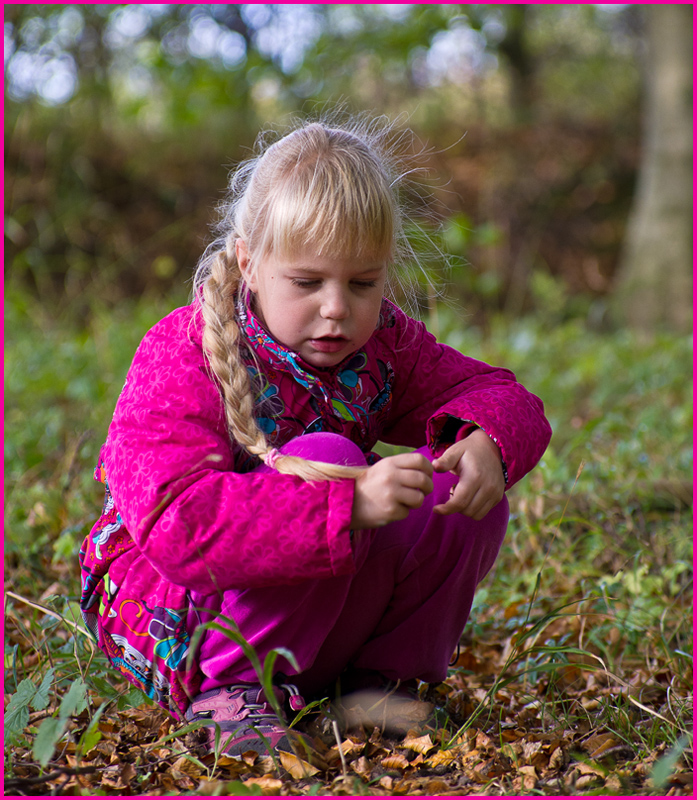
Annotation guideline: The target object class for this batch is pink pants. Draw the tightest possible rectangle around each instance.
[192,433,508,696]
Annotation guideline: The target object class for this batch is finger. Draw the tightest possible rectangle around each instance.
[399,467,434,495]
[435,487,498,520]
[393,452,434,476]
[397,487,429,510]
[432,449,460,474]
[433,480,474,516]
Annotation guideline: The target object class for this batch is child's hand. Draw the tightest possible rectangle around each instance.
[432,429,505,520]
[351,453,434,530]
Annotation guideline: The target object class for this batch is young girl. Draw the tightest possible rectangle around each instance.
[79,117,552,756]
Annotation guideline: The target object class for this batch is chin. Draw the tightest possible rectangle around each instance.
[306,354,344,369]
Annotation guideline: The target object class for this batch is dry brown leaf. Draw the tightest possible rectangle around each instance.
[279,749,320,779]
[172,755,202,779]
[352,755,372,776]
[379,775,394,791]
[244,774,284,794]
[381,753,410,770]
[427,748,458,768]
[518,765,538,791]
[425,778,451,794]
[548,746,566,770]
[403,732,435,754]
[257,755,276,773]
[576,773,603,789]
[333,737,363,757]
[584,731,620,758]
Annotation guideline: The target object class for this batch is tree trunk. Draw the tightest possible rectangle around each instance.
[613,4,692,334]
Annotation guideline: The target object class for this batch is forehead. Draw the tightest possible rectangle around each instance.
[266,251,387,276]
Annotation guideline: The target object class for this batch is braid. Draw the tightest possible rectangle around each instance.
[200,246,268,460]
[199,243,366,482]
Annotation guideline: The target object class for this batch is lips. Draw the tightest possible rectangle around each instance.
[309,336,349,353]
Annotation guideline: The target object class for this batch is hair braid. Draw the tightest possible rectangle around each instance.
[200,247,268,460]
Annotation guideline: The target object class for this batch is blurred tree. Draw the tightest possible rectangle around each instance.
[613,4,692,334]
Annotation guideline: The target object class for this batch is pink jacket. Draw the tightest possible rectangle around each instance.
[80,298,551,615]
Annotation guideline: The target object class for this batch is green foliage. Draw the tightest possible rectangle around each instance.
[4,669,89,767]
[4,286,189,578]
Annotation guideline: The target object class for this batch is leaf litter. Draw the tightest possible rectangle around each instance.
[4,622,692,796]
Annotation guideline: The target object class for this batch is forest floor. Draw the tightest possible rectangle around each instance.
[4,291,693,796]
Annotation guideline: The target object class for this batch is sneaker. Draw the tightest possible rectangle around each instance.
[185,682,308,756]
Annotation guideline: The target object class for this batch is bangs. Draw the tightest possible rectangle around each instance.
[249,132,396,262]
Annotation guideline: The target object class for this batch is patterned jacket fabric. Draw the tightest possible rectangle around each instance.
[79,297,552,715]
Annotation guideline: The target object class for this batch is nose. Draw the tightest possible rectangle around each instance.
[320,285,350,320]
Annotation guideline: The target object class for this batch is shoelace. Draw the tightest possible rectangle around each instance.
[281,683,306,712]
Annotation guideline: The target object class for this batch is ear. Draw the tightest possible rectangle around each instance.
[235,238,258,292]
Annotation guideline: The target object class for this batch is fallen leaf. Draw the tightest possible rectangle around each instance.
[584,731,620,758]
[279,749,319,779]
[352,755,372,776]
[381,753,410,770]
[425,778,451,793]
[576,772,602,789]
[172,755,202,779]
[427,749,457,768]
[379,775,393,791]
[244,774,283,795]
[548,746,566,770]
[518,765,537,791]
[403,732,435,754]
[333,737,363,757]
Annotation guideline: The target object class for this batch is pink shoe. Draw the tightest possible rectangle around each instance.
[185,682,308,756]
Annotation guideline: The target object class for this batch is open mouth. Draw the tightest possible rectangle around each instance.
[310,336,349,353]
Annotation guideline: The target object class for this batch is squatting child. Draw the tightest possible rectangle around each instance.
[79,116,552,756]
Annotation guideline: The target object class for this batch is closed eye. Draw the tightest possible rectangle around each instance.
[291,279,321,289]
[352,281,378,289]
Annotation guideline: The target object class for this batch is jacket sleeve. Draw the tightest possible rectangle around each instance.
[380,307,552,489]
[102,308,356,595]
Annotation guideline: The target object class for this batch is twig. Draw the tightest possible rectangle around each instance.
[4,590,94,647]
[331,719,348,777]
[3,765,101,790]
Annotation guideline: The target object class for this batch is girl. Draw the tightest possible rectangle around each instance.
[79,117,552,756]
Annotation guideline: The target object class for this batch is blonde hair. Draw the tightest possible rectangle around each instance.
[193,116,413,481]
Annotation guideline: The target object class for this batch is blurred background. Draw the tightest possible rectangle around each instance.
[4,3,692,333]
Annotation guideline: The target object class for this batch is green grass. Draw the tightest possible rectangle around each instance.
[4,286,692,794]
